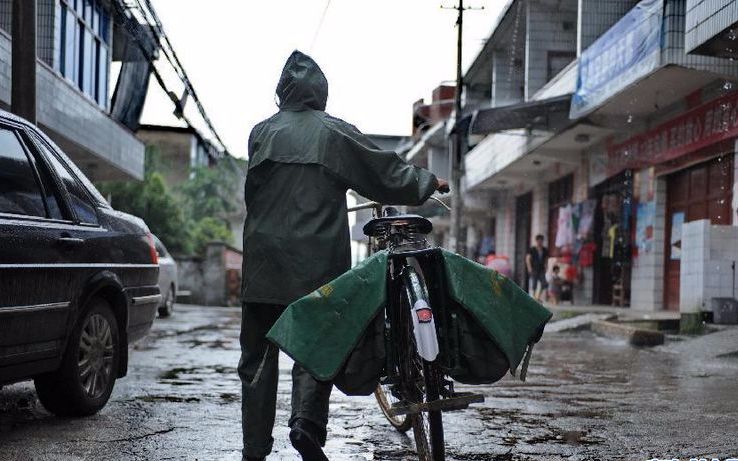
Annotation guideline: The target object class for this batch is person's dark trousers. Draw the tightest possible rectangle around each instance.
[238,302,333,460]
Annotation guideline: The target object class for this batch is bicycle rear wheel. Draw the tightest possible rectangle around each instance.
[397,265,445,461]
[411,359,445,461]
[374,382,412,432]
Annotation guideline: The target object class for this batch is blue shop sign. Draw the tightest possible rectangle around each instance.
[570,0,664,118]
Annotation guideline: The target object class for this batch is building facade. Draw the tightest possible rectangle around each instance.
[137,124,221,187]
[410,0,738,329]
[0,0,156,181]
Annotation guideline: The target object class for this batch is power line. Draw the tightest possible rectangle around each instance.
[310,0,332,52]
[123,0,231,156]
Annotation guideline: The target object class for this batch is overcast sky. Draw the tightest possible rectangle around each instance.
[140,0,506,158]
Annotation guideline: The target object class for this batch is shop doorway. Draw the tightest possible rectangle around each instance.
[514,192,533,289]
[664,155,733,311]
[593,171,634,306]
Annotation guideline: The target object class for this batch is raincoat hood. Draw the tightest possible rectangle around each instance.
[276,50,328,111]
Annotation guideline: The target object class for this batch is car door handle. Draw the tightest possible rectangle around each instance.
[57,237,85,245]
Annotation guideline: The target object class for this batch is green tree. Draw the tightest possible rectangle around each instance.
[179,162,238,223]
[190,217,233,255]
[97,172,192,254]
[97,147,245,256]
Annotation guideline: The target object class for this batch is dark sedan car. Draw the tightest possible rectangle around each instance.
[0,110,160,416]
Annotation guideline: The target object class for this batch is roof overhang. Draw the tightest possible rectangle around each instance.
[464,122,613,192]
[405,121,446,166]
[585,65,735,126]
[469,94,572,136]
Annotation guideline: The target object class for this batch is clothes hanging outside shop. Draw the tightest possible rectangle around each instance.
[555,204,575,248]
[577,200,596,240]
[554,200,596,250]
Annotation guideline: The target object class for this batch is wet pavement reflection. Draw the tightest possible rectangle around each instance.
[1,305,737,460]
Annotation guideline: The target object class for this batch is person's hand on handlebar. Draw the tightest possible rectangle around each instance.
[436,178,450,194]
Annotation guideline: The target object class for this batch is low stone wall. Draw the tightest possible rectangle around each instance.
[175,242,242,306]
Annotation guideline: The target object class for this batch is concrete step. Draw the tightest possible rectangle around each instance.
[545,313,616,333]
[591,319,665,347]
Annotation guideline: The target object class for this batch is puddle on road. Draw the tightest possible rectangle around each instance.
[182,338,233,349]
[158,365,236,381]
[136,395,201,403]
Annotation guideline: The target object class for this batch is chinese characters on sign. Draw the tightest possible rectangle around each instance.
[608,89,738,175]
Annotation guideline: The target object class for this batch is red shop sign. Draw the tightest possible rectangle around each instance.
[608,90,738,174]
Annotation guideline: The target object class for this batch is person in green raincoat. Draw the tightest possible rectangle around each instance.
[239,50,448,461]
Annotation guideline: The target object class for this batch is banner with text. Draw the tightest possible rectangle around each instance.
[570,0,664,119]
[608,90,738,175]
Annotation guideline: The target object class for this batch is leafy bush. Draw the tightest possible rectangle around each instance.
[96,147,242,256]
[97,172,193,254]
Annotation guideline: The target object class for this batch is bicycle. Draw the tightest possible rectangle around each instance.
[347,197,485,461]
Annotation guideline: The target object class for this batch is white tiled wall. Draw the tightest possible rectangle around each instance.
[685,0,738,53]
[530,181,548,245]
[630,173,667,311]
[681,220,738,312]
[525,0,578,99]
[663,0,738,78]
[491,48,525,108]
[494,191,517,261]
[578,0,641,55]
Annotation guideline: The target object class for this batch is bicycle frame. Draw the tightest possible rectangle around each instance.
[350,197,483,461]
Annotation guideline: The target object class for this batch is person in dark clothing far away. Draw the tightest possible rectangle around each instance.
[239,50,449,461]
[526,234,549,302]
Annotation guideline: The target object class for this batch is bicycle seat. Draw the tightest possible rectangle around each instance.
[363,214,433,237]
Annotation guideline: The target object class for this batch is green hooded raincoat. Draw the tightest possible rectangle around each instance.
[242,51,439,306]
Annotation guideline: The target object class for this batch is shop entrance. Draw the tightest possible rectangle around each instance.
[514,192,532,289]
[664,155,733,311]
[593,171,634,306]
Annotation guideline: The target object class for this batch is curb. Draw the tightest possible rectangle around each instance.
[591,320,665,347]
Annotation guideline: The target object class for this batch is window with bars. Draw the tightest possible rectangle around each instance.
[55,0,111,109]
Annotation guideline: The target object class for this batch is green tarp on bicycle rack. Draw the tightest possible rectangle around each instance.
[266,249,552,383]
[266,250,389,382]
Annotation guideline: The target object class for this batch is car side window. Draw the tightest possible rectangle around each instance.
[33,137,100,225]
[0,127,62,219]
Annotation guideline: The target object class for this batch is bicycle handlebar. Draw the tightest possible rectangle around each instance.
[347,195,451,213]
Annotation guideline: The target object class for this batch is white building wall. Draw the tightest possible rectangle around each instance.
[630,173,667,311]
[494,192,516,261]
[531,181,548,245]
[685,0,738,53]
[491,48,525,108]
[525,0,577,100]
[662,0,738,78]
[577,0,640,55]
[680,220,738,313]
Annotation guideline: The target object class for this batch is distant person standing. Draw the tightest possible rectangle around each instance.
[526,234,549,301]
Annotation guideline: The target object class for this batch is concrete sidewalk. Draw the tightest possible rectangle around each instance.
[544,303,680,321]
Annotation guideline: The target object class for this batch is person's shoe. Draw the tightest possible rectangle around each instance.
[289,419,328,461]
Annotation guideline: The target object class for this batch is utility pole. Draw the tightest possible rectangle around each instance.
[443,1,481,254]
[12,0,37,124]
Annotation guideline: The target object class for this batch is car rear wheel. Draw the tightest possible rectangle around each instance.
[35,297,120,416]
[158,284,175,317]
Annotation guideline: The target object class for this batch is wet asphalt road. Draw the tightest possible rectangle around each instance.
[1,304,737,461]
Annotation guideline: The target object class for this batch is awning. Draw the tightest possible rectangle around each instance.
[469,94,572,135]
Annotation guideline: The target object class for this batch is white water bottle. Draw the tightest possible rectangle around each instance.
[411,298,439,362]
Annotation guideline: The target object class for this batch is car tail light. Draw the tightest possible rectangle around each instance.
[146,233,159,265]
